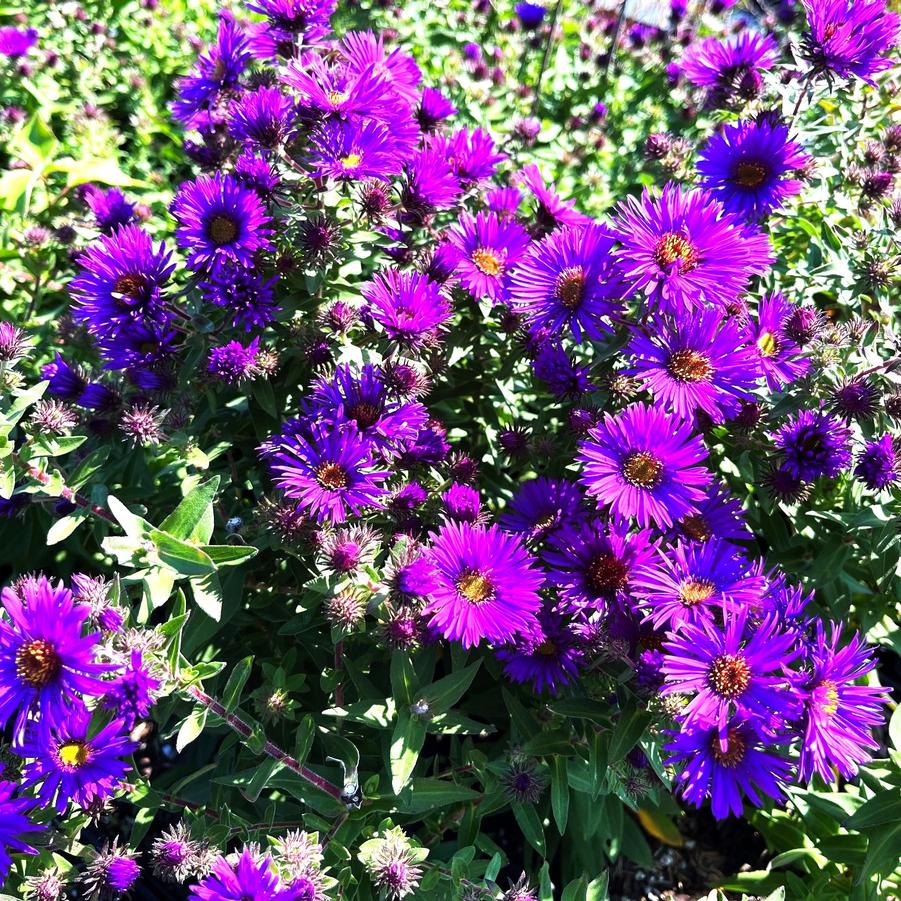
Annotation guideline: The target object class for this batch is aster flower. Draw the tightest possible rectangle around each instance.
[85,186,136,233]
[507,224,622,343]
[190,849,292,901]
[360,827,425,901]
[747,293,810,391]
[431,127,506,184]
[423,521,543,648]
[499,756,547,804]
[266,422,389,524]
[797,622,890,782]
[661,606,800,734]
[207,337,261,384]
[307,116,416,181]
[341,31,422,106]
[697,119,811,221]
[401,147,461,220]
[577,403,711,528]
[21,708,137,813]
[416,87,456,132]
[532,341,595,400]
[0,575,111,737]
[633,539,766,629]
[69,224,175,341]
[40,352,87,401]
[171,173,272,272]
[613,183,772,315]
[487,186,522,220]
[152,824,204,884]
[516,163,592,234]
[228,86,296,148]
[441,482,484,524]
[543,518,655,614]
[854,434,898,490]
[771,408,852,481]
[0,26,38,59]
[200,263,280,331]
[234,149,281,198]
[317,525,380,575]
[665,717,791,820]
[446,211,531,303]
[500,477,586,543]
[800,0,900,85]
[362,269,451,350]
[82,841,141,900]
[675,481,753,544]
[103,650,160,730]
[285,53,394,121]
[829,378,878,421]
[681,31,779,102]
[515,2,546,28]
[0,321,30,364]
[497,611,582,695]
[0,780,45,882]
[627,309,761,424]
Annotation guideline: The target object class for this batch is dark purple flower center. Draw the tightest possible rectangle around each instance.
[471,247,504,277]
[15,638,62,688]
[710,727,746,768]
[731,160,769,188]
[666,348,712,383]
[456,568,495,604]
[586,553,629,593]
[622,451,664,489]
[653,232,699,273]
[555,266,587,310]
[207,214,239,246]
[680,513,712,542]
[347,402,381,429]
[113,272,147,300]
[315,461,349,489]
[536,640,557,657]
[707,653,751,699]
[678,578,715,607]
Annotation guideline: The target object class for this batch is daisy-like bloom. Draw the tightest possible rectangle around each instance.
[41,353,88,401]
[0,576,111,737]
[0,26,38,59]
[800,0,900,85]
[401,148,461,220]
[632,539,767,629]
[771,408,852,481]
[854,434,898,490]
[516,163,592,234]
[423,521,543,648]
[234,149,281,199]
[447,211,531,303]
[507,224,622,343]
[675,481,753,544]
[746,293,810,391]
[171,173,272,272]
[312,364,428,456]
[487,186,522,220]
[103,650,160,730]
[796,622,890,782]
[612,183,773,316]
[665,717,791,820]
[318,525,380,576]
[661,606,800,734]
[830,378,878,422]
[496,611,583,695]
[532,341,594,400]
[626,309,761,424]
[543,519,655,614]
[416,87,456,132]
[681,31,779,101]
[228,85,296,149]
[207,337,261,384]
[697,119,811,221]
[430,127,507,184]
[266,423,389,524]
[340,30,422,106]
[190,849,293,901]
[441,482,484,524]
[285,53,395,121]
[0,781,45,881]
[362,269,451,350]
[500,476,586,543]
[119,403,166,447]
[82,841,141,899]
[307,116,416,182]
[84,186,136,233]
[577,403,711,529]
[21,709,137,813]
[200,263,280,331]
[69,225,175,341]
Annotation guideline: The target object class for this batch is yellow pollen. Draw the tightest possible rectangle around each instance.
[555,266,587,310]
[207,214,238,246]
[666,348,713,383]
[708,653,751,699]
[679,578,716,607]
[471,247,504,277]
[654,232,700,272]
[710,727,747,768]
[622,451,664,489]
[340,152,362,169]
[327,90,347,106]
[58,740,91,768]
[456,568,494,604]
[756,331,781,358]
[315,462,348,490]
[816,679,839,717]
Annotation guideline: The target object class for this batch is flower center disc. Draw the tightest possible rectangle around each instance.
[208,214,239,246]
[814,678,840,717]
[347,402,380,430]
[653,232,699,272]
[315,462,349,489]
[113,272,147,300]
[586,553,629,594]
[708,653,751,699]
[456,568,495,604]
[555,266,587,310]
[666,348,713,383]
[471,247,504,277]
[731,160,769,188]
[57,740,91,768]
[622,451,664,489]
[679,577,716,606]
[680,514,712,542]
[15,638,62,688]
[710,727,746,768]
[756,331,781,358]
[340,152,362,169]
[536,640,557,657]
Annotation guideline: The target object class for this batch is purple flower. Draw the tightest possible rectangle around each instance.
[85,186,136,233]
[207,337,260,384]
[171,173,272,272]
[41,353,88,401]
[266,423,389,524]
[190,848,293,901]
[681,31,779,99]
[797,622,890,782]
[235,149,281,198]
[487,186,522,219]
[771,408,852,481]
[0,781,45,881]
[423,521,543,648]
[662,607,800,735]
[627,308,761,424]
[499,477,586,543]
[308,116,416,181]
[577,403,711,529]
[675,482,753,544]
[854,434,898,490]
[341,30,422,107]
[532,341,594,400]
[430,127,506,183]
[496,612,583,694]
[401,147,461,218]
[665,717,791,820]
[84,842,142,897]
[613,183,773,315]
[286,53,396,120]
[447,211,531,303]
[0,27,38,59]
[747,293,810,391]
[416,87,456,132]
[362,269,451,350]
[228,86,296,148]
[633,539,766,629]
[0,576,111,738]
[508,224,622,343]
[441,482,483,524]
[200,263,280,331]
[104,650,160,730]
[801,0,900,85]
[21,708,137,813]
[515,2,546,29]
[517,163,592,233]
[697,119,811,221]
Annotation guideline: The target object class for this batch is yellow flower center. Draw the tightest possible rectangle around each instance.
[340,152,362,169]
[315,462,349,490]
[456,568,495,604]
[58,740,91,768]
[622,451,664,489]
[756,331,781,358]
[667,348,713,383]
[653,232,699,272]
[679,577,716,607]
[708,653,751,699]
[471,247,504,277]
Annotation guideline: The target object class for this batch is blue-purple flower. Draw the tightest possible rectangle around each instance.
[771,408,852,481]
[500,477,586,543]
[0,781,45,881]
[854,434,898,490]
[496,612,582,695]
[189,848,293,901]
[362,269,451,350]
[228,85,297,148]
[747,293,810,391]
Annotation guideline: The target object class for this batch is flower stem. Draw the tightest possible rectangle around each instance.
[530,0,564,118]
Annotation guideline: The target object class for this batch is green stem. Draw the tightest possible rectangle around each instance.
[530,0,564,118]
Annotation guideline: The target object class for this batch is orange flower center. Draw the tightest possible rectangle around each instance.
[667,349,712,383]
[653,232,699,272]
[710,727,747,768]
[471,247,504,277]
[679,578,716,607]
[347,402,380,430]
[113,273,147,299]
[622,451,664,489]
[708,653,751,699]
[315,462,349,490]
[456,568,495,604]
[16,639,62,688]
[680,514,712,542]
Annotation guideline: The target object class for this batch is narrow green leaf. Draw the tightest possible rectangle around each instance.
[175,709,207,753]
[190,572,223,621]
[159,476,220,543]
[512,802,546,856]
[390,652,418,706]
[152,531,217,576]
[550,756,569,835]
[222,656,254,713]
[608,706,651,765]
[45,510,88,545]
[390,708,426,794]
[419,661,481,715]
[203,544,259,566]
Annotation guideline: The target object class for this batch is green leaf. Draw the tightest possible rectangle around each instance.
[51,156,148,188]
[390,652,419,706]
[4,380,48,426]
[160,476,220,543]
[889,705,901,752]
[107,495,154,539]
[608,706,652,765]
[512,802,546,856]
[222,656,254,713]
[9,114,58,167]
[859,821,901,882]
[846,791,901,830]
[586,873,609,901]
[152,531,217,577]
[175,709,207,753]
[45,510,88,545]
[202,544,259,566]
[392,778,480,815]
[419,660,481,714]
[143,567,176,611]
[551,756,569,835]
[561,877,587,901]
[190,572,224,621]
[390,708,427,794]
[28,435,87,458]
